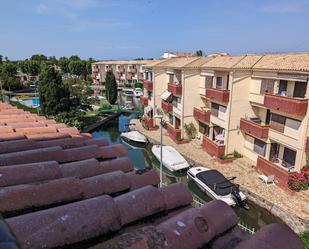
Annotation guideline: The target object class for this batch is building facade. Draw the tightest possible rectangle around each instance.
[141,53,309,186]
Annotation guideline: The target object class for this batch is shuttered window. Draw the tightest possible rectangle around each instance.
[211,103,219,117]
[270,113,286,133]
[253,138,266,156]
[260,79,275,94]
[199,122,209,135]
[205,76,213,89]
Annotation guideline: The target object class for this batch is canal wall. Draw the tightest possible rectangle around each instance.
[143,133,309,233]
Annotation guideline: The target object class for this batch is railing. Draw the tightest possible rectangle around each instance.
[202,135,225,158]
[144,81,153,91]
[129,68,137,73]
[240,118,269,139]
[205,88,230,104]
[167,124,182,142]
[238,221,256,235]
[162,101,173,113]
[264,93,308,116]
[140,96,149,105]
[193,107,211,124]
[168,83,182,96]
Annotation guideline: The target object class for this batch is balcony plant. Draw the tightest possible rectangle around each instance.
[288,172,309,191]
[184,122,197,139]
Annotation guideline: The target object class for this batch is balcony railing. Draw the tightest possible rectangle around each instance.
[118,68,125,73]
[162,101,173,113]
[144,81,153,91]
[264,94,308,116]
[144,117,154,129]
[167,124,182,142]
[205,88,230,104]
[193,107,210,124]
[92,68,99,73]
[168,83,182,96]
[138,75,144,81]
[115,74,120,80]
[126,75,133,80]
[240,118,269,139]
[129,68,137,73]
[202,135,225,158]
[140,96,148,106]
[256,156,290,188]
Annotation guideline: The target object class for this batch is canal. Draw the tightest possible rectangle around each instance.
[92,113,284,231]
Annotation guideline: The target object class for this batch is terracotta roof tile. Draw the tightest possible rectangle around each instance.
[152,57,201,68]
[233,54,263,69]
[201,55,245,69]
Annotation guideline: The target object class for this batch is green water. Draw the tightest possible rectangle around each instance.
[91,114,284,231]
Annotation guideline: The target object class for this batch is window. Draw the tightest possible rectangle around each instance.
[168,114,173,125]
[211,103,219,117]
[199,122,209,135]
[205,76,213,89]
[293,82,307,98]
[253,138,266,156]
[216,77,223,89]
[172,96,181,108]
[283,147,296,168]
[278,80,288,96]
[260,79,275,94]
[270,113,286,133]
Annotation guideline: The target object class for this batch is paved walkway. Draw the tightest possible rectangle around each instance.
[134,120,309,225]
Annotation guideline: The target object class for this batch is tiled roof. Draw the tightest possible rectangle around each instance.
[201,55,245,69]
[93,60,156,65]
[183,56,215,68]
[152,56,201,68]
[233,54,264,69]
[0,102,303,249]
[252,53,309,72]
[144,59,168,67]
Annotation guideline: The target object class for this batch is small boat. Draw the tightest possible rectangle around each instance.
[122,88,134,96]
[187,167,248,208]
[134,88,143,97]
[120,130,148,145]
[151,145,190,172]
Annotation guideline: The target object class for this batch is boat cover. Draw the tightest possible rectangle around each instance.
[196,170,235,196]
[160,90,172,101]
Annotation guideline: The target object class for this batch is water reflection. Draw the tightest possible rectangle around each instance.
[91,114,284,231]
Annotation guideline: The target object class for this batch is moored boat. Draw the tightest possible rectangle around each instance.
[120,130,148,145]
[187,167,248,208]
[151,145,190,172]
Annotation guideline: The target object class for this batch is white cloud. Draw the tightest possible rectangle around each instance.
[261,2,307,13]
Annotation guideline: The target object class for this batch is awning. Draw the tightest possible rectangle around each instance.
[161,90,172,101]
[144,105,152,114]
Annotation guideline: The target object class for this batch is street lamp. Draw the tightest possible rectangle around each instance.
[155,109,163,187]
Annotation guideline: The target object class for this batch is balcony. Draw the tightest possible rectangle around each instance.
[144,117,154,130]
[138,75,144,81]
[193,107,210,124]
[92,68,99,73]
[264,94,308,116]
[140,96,148,106]
[168,83,182,96]
[126,75,133,80]
[256,156,290,188]
[144,81,153,92]
[205,88,230,104]
[167,124,182,142]
[118,68,125,73]
[162,101,173,113]
[129,68,137,73]
[115,74,120,80]
[240,118,269,139]
[202,136,225,158]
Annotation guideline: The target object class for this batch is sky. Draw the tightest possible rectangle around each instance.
[0,0,309,60]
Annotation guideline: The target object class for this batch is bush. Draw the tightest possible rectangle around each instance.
[99,102,112,111]
[233,150,242,158]
[134,82,143,89]
[221,153,234,160]
[288,172,309,191]
[299,231,309,249]
[184,122,197,139]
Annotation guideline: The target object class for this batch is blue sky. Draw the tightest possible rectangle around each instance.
[0,0,309,60]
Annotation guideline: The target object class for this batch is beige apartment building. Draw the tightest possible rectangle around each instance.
[141,53,309,187]
[92,60,155,94]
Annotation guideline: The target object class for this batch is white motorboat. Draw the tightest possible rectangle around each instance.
[120,130,148,145]
[134,88,143,97]
[122,103,134,111]
[187,167,248,208]
[122,88,134,96]
[151,145,190,172]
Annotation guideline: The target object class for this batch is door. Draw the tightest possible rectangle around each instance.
[283,147,296,169]
[293,81,307,98]
[278,80,287,96]
[270,143,279,163]
[265,109,271,125]
[175,116,181,129]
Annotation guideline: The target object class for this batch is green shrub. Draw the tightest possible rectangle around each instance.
[221,153,234,160]
[233,150,242,158]
[134,82,143,89]
[184,122,197,139]
[299,231,309,249]
[99,102,112,110]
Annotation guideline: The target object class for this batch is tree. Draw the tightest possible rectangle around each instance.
[38,66,70,115]
[31,54,47,61]
[0,55,3,64]
[105,71,117,104]
[59,57,70,74]
[69,55,81,61]
[0,62,21,91]
[194,50,203,56]
[68,60,86,76]
[26,60,41,76]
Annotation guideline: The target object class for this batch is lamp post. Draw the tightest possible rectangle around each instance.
[155,111,163,187]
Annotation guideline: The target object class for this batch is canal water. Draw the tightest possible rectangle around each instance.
[92,113,284,231]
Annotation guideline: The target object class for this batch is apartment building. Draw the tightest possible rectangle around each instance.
[142,53,309,186]
[92,60,155,94]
